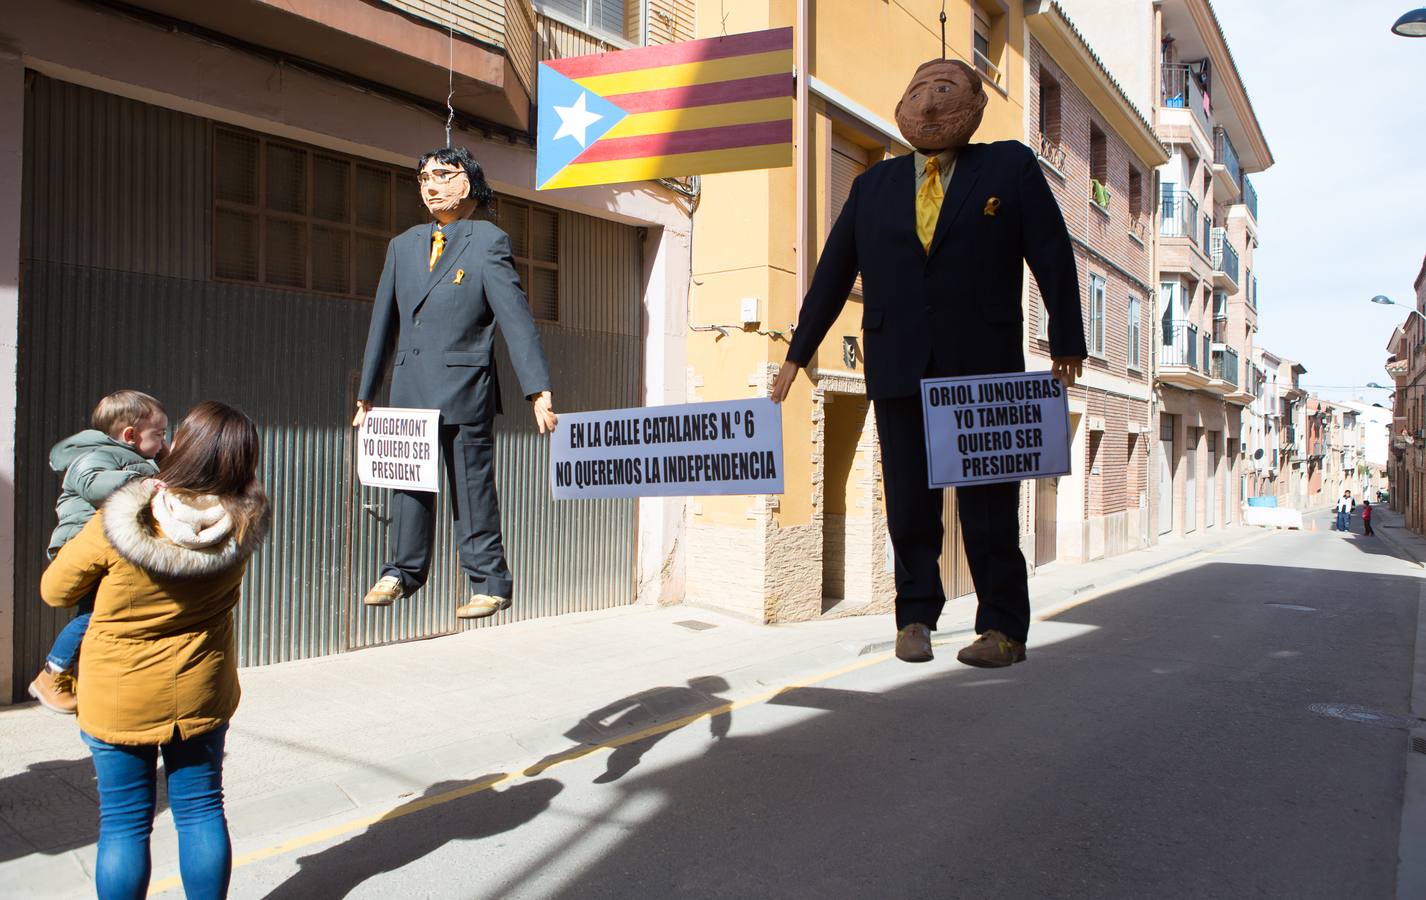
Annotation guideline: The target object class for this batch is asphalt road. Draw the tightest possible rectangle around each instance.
[224,514,1421,899]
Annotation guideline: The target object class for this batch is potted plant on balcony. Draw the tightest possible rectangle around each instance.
[1090,178,1110,210]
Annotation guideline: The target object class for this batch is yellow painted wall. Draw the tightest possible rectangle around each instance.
[688,1,1026,532]
[813,0,1026,143]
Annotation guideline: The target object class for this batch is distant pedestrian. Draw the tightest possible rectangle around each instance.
[1336,490,1353,532]
[41,401,270,900]
[1363,501,1374,536]
[28,390,168,715]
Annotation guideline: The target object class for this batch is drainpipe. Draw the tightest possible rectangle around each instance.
[795,0,810,305]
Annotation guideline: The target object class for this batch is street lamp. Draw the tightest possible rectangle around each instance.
[1392,8,1426,36]
[1371,294,1426,324]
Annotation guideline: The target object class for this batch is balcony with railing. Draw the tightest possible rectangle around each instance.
[1161,64,1212,138]
[1161,189,1201,248]
[1211,227,1240,291]
[1212,127,1242,201]
[1160,321,1211,388]
[1242,175,1259,222]
[1212,345,1241,388]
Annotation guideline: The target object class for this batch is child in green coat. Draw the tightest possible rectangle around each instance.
[28,390,167,714]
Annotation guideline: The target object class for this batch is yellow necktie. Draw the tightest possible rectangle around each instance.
[428,228,445,271]
[916,157,944,252]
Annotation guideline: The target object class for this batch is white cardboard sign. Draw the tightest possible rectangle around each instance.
[921,371,1071,488]
[551,398,783,499]
[357,407,441,493]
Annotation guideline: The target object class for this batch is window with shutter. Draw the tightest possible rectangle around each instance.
[829,135,867,297]
[214,127,560,316]
[1095,276,1106,358]
[477,197,561,323]
[214,127,416,300]
[1128,296,1142,369]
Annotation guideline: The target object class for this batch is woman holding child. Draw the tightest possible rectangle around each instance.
[41,401,270,900]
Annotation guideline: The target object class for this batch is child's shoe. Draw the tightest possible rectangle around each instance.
[28,667,78,715]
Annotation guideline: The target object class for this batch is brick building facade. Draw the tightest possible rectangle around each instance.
[1024,6,1166,565]
[1388,255,1426,532]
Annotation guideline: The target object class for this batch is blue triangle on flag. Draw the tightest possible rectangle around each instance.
[536,65,628,189]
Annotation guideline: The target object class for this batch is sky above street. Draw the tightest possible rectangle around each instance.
[1211,0,1426,404]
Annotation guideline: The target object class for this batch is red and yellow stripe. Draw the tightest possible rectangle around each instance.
[541,28,794,190]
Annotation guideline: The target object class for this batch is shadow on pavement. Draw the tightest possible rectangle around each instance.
[0,756,167,863]
[525,676,731,783]
[260,775,563,900]
[477,561,1416,899]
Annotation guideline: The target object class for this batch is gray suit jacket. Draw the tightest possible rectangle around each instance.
[358,219,552,425]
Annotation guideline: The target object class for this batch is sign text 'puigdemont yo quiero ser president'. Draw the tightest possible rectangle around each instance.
[357,407,442,493]
[921,371,1071,488]
[551,399,784,499]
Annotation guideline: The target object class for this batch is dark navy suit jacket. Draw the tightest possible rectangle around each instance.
[786,140,1087,400]
[358,218,552,424]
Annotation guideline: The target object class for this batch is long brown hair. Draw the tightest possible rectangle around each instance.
[158,401,267,540]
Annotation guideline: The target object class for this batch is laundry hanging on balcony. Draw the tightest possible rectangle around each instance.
[535,28,794,190]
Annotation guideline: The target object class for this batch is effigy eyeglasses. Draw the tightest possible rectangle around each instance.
[418,169,466,185]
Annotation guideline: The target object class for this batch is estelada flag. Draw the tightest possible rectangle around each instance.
[536,28,793,190]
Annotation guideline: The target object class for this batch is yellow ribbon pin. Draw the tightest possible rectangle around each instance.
[453,268,465,285]
[984,197,1001,216]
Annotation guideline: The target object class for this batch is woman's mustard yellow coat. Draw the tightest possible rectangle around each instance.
[41,479,269,745]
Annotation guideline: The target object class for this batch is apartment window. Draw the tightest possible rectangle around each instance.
[971,1,1007,87]
[830,134,870,297]
[540,0,643,44]
[478,198,561,323]
[1090,124,1108,209]
[1128,295,1142,370]
[213,128,426,298]
[1038,69,1062,146]
[1129,169,1144,221]
[1160,281,1178,317]
[1089,275,1106,357]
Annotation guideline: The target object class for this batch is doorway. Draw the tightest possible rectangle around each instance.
[1185,427,1199,533]
[940,490,976,600]
[1159,415,1175,535]
[1034,476,1058,566]
[822,394,869,612]
[1205,431,1218,528]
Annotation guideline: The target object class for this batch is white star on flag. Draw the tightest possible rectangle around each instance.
[552,92,604,148]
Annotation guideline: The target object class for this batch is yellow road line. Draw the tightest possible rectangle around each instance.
[148,527,1278,895]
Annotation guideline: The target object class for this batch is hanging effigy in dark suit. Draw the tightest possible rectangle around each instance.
[772,59,1088,666]
[355,148,557,620]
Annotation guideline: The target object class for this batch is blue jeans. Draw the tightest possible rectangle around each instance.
[81,726,231,900]
[1337,510,1350,531]
[45,592,94,671]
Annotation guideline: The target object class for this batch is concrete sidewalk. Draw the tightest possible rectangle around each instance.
[0,520,1268,898]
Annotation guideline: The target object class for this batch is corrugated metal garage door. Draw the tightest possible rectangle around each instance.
[11,75,642,698]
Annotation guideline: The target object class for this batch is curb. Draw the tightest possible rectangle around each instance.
[1398,582,1426,899]
[1373,521,1426,570]
[852,528,1264,657]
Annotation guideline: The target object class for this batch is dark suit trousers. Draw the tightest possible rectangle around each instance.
[383,420,513,599]
[874,395,1031,642]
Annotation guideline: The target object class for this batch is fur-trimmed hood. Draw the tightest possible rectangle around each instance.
[103,479,270,579]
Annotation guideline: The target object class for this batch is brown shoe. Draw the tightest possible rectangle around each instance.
[456,594,511,620]
[895,623,934,663]
[363,575,404,607]
[955,630,1027,668]
[28,668,78,715]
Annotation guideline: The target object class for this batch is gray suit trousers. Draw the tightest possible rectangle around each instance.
[382,419,512,599]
